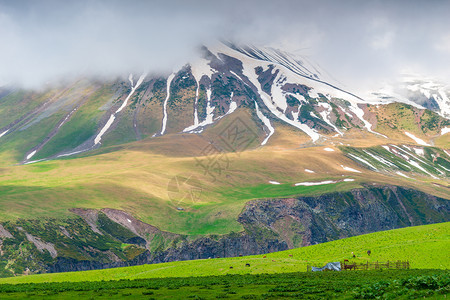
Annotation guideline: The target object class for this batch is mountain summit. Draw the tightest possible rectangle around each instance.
[0,42,448,166]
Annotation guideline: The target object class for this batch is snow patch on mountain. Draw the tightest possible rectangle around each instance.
[57,150,84,158]
[227,100,238,115]
[0,130,9,138]
[183,87,216,133]
[26,150,37,160]
[239,56,321,142]
[271,72,288,112]
[255,102,274,146]
[318,102,343,135]
[190,58,215,82]
[413,147,424,156]
[128,74,134,87]
[94,73,146,145]
[396,171,410,178]
[407,160,438,179]
[404,132,430,146]
[348,105,387,138]
[94,115,116,145]
[57,108,77,129]
[183,58,221,133]
[341,165,361,173]
[215,94,238,122]
[295,180,337,186]
[205,88,215,124]
[193,84,200,126]
[347,153,378,170]
[160,73,175,135]
[363,150,396,167]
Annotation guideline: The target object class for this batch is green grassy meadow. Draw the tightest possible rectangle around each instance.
[0,223,448,299]
[0,125,447,236]
[0,93,448,237]
[1,222,447,285]
[0,270,448,299]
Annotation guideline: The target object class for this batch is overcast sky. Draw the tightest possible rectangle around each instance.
[1,0,449,90]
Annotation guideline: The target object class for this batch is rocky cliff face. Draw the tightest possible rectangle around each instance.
[239,184,449,248]
[0,185,448,276]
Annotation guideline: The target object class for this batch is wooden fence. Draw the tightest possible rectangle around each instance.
[307,260,410,272]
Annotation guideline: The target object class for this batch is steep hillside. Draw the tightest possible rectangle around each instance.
[1,222,448,284]
[0,185,447,277]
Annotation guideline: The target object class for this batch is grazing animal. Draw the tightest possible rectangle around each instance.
[367,250,371,256]
[344,263,356,270]
[245,263,250,267]
[263,256,267,258]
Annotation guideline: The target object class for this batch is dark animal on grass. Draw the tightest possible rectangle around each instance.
[245,263,250,267]
[343,263,356,270]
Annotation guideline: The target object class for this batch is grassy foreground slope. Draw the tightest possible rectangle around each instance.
[0,270,448,299]
[1,222,448,285]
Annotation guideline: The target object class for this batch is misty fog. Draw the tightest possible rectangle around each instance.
[0,0,449,93]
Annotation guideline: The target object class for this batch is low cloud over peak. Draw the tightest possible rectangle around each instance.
[0,0,449,91]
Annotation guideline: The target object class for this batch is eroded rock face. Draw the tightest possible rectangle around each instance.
[24,233,58,259]
[0,185,448,276]
[238,184,449,247]
[0,225,13,239]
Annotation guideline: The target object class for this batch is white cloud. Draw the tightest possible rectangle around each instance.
[367,18,396,50]
[0,0,449,90]
[370,30,395,50]
[435,34,450,53]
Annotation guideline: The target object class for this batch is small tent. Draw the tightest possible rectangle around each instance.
[311,262,341,272]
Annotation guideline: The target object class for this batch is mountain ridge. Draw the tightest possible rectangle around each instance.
[0,42,448,166]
